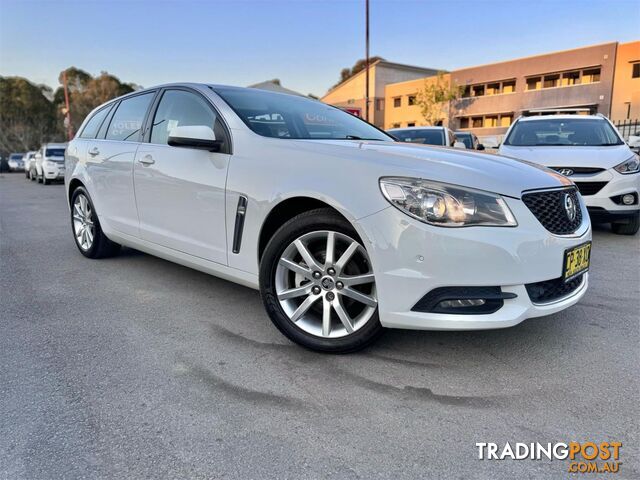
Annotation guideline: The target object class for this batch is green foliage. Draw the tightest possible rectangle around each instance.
[0,68,137,157]
[0,76,60,154]
[416,72,462,126]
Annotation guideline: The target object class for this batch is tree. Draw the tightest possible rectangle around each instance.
[416,72,461,126]
[333,56,385,88]
[54,68,136,135]
[0,76,59,155]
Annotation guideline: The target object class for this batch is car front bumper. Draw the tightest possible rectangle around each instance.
[575,170,640,223]
[355,196,591,331]
[43,163,65,179]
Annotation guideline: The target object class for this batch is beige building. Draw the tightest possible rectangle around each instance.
[324,41,639,141]
[611,41,640,121]
[384,74,451,129]
[321,60,439,128]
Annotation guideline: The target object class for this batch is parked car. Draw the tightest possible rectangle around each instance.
[23,151,37,179]
[388,126,466,148]
[36,143,67,184]
[628,130,640,153]
[7,153,25,172]
[499,115,639,235]
[66,84,591,352]
[454,131,485,150]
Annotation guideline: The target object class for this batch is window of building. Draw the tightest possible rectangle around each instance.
[486,83,500,95]
[582,68,601,84]
[561,71,580,86]
[485,115,498,127]
[461,86,471,98]
[347,99,355,104]
[472,117,483,128]
[543,74,560,89]
[472,85,485,97]
[407,122,416,127]
[105,92,154,142]
[392,123,401,128]
[500,114,513,127]
[502,80,516,94]
[393,97,401,108]
[459,117,469,129]
[526,77,542,91]
[408,95,417,106]
[632,63,640,79]
[376,99,384,111]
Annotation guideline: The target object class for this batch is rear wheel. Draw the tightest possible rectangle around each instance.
[260,208,382,353]
[611,213,640,235]
[70,187,121,258]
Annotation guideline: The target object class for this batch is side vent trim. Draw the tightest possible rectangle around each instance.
[232,195,248,254]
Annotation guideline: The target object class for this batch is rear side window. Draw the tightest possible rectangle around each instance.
[79,105,112,139]
[105,93,154,142]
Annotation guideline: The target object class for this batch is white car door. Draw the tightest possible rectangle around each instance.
[88,91,156,237]
[133,88,231,265]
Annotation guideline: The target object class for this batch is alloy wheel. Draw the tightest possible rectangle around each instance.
[73,194,95,251]
[275,230,377,338]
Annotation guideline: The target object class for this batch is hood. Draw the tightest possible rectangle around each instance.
[298,140,569,199]
[498,144,634,170]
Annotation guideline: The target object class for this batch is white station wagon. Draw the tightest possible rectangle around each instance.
[66,84,591,352]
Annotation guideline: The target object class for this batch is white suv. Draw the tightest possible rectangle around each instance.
[500,115,640,235]
[36,143,67,184]
[65,84,591,352]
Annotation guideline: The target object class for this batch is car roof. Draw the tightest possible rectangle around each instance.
[387,126,445,132]
[518,114,605,122]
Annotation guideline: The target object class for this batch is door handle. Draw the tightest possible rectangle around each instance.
[88,147,100,156]
[138,154,155,166]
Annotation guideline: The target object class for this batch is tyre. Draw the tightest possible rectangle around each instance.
[611,213,640,235]
[70,186,121,258]
[42,175,49,185]
[260,208,382,353]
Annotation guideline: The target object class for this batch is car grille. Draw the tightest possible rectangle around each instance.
[525,274,584,304]
[574,181,608,196]
[521,187,583,235]
[549,166,605,175]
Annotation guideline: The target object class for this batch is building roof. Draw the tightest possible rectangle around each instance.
[322,59,442,98]
[248,79,307,97]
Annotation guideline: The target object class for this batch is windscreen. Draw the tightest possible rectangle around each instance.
[213,87,391,141]
[455,133,473,149]
[504,119,623,146]
[392,129,445,146]
[45,148,66,157]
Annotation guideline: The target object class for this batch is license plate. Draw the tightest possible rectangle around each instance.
[563,242,591,282]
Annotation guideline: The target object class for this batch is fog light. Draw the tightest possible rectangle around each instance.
[622,194,635,205]
[438,299,486,309]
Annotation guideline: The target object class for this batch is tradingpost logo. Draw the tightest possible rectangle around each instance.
[476,441,622,474]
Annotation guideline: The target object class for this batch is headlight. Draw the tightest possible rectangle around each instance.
[614,155,640,174]
[379,177,517,227]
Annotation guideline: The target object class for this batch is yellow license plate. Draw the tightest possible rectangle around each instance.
[563,242,591,282]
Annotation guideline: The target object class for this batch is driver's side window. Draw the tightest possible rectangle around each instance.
[150,90,227,150]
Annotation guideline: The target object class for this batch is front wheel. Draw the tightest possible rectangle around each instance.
[70,187,121,258]
[611,213,640,235]
[259,208,382,353]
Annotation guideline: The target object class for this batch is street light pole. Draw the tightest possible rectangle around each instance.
[365,0,370,122]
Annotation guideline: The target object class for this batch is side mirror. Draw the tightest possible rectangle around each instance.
[453,141,467,149]
[477,144,485,151]
[168,125,223,152]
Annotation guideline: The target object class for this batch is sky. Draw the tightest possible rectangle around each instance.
[1,0,638,97]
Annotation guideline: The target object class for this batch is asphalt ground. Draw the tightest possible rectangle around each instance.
[1,172,638,479]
